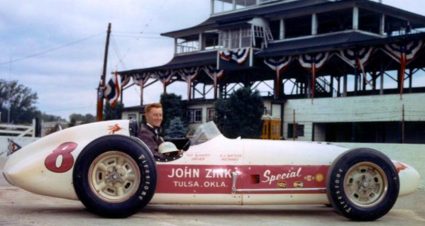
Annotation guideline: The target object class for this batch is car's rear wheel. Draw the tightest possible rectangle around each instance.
[326,148,399,221]
[73,135,156,218]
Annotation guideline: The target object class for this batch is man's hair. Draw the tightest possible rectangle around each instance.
[145,103,162,113]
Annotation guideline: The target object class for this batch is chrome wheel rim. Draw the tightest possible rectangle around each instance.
[88,151,141,203]
[344,162,388,207]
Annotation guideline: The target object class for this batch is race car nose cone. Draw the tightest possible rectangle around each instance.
[2,170,15,186]
[2,162,21,187]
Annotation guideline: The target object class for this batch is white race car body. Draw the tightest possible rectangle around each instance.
[2,120,421,220]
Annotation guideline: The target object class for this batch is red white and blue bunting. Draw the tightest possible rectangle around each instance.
[264,56,292,73]
[179,67,200,100]
[298,52,329,69]
[382,40,423,96]
[134,73,151,87]
[264,56,292,98]
[384,40,423,63]
[219,47,251,64]
[104,72,120,108]
[157,70,174,93]
[133,73,154,105]
[337,47,373,69]
[120,74,132,89]
[203,65,224,99]
[337,47,374,87]
[298,52,330,98]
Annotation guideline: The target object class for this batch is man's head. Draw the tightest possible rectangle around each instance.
[144,103,163,128]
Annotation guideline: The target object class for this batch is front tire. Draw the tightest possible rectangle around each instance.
[73,135,156,218]
[326,148,399,221]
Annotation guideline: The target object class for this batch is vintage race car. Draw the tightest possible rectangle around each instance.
[2,120,421,221]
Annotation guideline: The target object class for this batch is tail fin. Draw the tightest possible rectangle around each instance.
[7,139,22,156]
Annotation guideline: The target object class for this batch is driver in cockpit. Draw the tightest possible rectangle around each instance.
[138,103,165,159]
[138,103,183,161]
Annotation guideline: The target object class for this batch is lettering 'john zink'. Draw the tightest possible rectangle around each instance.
[167,167,232,179]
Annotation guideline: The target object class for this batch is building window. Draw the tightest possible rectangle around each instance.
[188,109,203,123]
[285,15,311,38]
[213,0,233,14]
[287,123,304,138]
[176,36,199,54]
[207,108,215,122]
[219,27,252,49]
[212,0,256,14]
[317,9,353,35]
[259,0,280,4]
[236,0,256,9]
[204,33,220,50]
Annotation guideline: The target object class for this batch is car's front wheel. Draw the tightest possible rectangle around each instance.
[326,148,399,221]
[73,135,156,218]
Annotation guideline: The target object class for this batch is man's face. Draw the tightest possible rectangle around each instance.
[146,107,163,127]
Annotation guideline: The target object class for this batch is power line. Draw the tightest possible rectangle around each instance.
[0,32,103,66]
[116,0,170,68]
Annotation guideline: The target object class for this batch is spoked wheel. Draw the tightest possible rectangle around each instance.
[326,148,399,221]
[73,135,156,218]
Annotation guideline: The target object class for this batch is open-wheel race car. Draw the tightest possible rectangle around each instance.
[2,120,421,221]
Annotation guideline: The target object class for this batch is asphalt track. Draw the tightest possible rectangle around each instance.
[1,158,424,226]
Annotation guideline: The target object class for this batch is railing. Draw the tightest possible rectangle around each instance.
[0,119,36,137]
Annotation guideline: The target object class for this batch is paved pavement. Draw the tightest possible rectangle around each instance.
[1,158,424,226]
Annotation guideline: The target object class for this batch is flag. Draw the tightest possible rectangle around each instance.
[104,72,120,107]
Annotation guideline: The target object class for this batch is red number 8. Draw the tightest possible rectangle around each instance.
[44,142,78,173]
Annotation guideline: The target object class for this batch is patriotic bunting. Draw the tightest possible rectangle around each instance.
[264,56,292,73]
[298,52,330,98]
[384,40,423,63]
[120,74,132,89]
[382,40,423,96]
[134,73,153,106]
[104,72,120,108]
[179,67,200,100]
[219,48,251,64]
[203,65,224,80]
[337,47,373,69]
[157,70,174,93]
[203,65,224,99]
[135,73,151,87]
[264,56,292,98]
[337,47,374,88]
[298,52,329,69]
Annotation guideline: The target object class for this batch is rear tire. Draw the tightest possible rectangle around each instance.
[326,148,399,221]
[73,135,156,218]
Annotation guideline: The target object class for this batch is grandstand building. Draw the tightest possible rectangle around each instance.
[119,0,425,143]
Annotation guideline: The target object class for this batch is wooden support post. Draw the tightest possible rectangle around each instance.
[401,104,405,144]
[343,74,348,97]
[380,66,385,95]
[293,109,296,141]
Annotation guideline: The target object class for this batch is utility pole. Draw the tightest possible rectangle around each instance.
[96,23,112,121]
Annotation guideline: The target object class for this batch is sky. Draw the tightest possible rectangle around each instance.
[0,0,424,120]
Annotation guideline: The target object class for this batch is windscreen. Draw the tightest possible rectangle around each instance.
[188,121,222,145]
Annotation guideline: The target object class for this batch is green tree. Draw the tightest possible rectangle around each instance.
[160,93,187,135]
[103,102,123,120]
[215,87,264,138]
[0,79,38,124]
[69,113,96,127]
[39,112,64,122]
[164,117,187,139]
